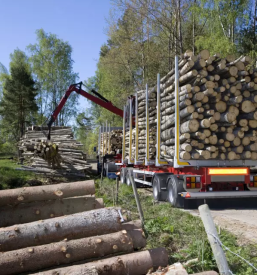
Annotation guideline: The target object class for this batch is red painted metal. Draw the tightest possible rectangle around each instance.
[50,85,123,123]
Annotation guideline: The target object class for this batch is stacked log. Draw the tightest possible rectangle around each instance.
[160,51,257,161]
[0,180,168,274]
[18,126,91,178]
[100,129,122,156]
[138,90,157,160]
[125,90,157,161]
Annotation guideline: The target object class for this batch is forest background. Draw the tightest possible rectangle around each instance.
[1,0,257,157]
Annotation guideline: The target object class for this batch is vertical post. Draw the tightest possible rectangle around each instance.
[98,126,101,156]
[108,123,111,154]
[128,173,144,225]
[122,106,126,164]
[145,84,149,164]
[101,125,104,159]
[135,92,139,163]
[174,56,188,167]
[129,98,132,163]
[174,55,179,165]
[155,73,167,166]
[115,177,119,204]
[105,120,108,156]
[199,204,231,275]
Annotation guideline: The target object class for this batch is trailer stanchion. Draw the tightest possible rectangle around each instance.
[122,105,126,164]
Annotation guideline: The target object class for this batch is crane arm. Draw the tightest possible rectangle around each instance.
[46,82,123,139]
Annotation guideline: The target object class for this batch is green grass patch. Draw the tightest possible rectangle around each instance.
[0,159,35,189]
[96,178,257,275]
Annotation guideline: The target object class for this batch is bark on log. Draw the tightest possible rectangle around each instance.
[0,180,95,206]
[0,230,146,275]
[31,248,168,275]
[0,196,104,227]
[0,208,122,252]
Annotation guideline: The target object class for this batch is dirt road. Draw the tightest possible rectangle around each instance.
[186,208,257,245]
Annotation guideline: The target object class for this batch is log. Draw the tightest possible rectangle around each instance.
[181,119,200,134]
[31,248,169,275]
[0,180,95,206]
[0,208,122,252]
[240,100,256,113]
[0,230,146,275]
[0,196,104,227]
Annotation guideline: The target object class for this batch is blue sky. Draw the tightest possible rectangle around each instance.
[0,0,113,113]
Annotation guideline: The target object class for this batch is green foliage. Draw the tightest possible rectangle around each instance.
[145,217,174,234]
[74,111,99,158]
[27,29,78,125]
[0,159,34,189]
[96,178,257,274]
[0,49,38,141]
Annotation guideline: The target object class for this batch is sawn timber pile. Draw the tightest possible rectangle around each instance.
[0,180,168,275]
[18,126,91,179]
[160,50,257,161]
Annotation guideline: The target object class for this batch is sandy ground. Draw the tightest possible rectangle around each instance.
[186,209,257,245]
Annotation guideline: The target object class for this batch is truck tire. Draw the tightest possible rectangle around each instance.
[152,177,162,201]
[126,171,132,186]
[126,170,131,186]
[152,174,170,201]
[120,168,126,184]
[167,176,185,208]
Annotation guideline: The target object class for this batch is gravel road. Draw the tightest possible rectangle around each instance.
[186,208,257,245]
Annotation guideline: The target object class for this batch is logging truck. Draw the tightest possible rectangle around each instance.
[120,55,257,208]
[48,52,257,207]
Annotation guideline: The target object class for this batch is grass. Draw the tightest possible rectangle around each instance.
[96,178,257,275]
[0,158,36,189]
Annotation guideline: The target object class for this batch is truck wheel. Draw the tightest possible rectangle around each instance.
[120,168,126,184]
[167,176,185,208]
[126,172,132,186]
[103,168,106,177]
[152,176,162,201]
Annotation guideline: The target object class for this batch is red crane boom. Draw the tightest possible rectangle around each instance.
[47,82,123,139]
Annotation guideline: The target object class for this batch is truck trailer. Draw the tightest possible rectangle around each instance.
[119,55,257,207]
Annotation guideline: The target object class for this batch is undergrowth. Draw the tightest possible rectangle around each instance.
[0,159,35,189]
[96,178,257,275]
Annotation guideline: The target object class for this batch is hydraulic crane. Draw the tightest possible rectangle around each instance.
[47,81,123,139]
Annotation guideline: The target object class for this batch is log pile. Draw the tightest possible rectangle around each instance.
[18,126,91,178]
[125,90,157,161]
[159,50,257,161]
[138,90,157,160]
[0,180,168,275]
[100,129,122,156]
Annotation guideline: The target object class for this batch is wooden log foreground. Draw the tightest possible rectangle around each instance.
[0,196,104,227]
[0,230,146,275]
[0,180,95,206]
[0,208,122,252]
[30,248,168,275]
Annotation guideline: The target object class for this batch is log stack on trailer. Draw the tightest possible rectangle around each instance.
[18,126,91,179]
[0,180,168,275]
[159,50,257,161]
[121,50,257,206]
[100,129,122,156]
[138,89,157,161]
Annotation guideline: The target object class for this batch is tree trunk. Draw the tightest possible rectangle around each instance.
[32,248,168,275]
[0,180,95,206]
[0,196,104,227]
[0,230,147,275]
[0,208,122,252]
